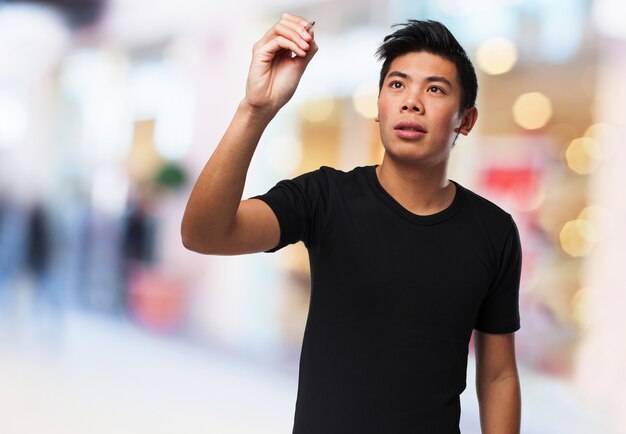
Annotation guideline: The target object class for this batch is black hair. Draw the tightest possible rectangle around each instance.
[375,20,478,113]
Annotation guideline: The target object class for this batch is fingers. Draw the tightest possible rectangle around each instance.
[275,22,310,53]
[257,13,315,58]
[301,30,318,64]
[279,12,314,41]
[265,35,308,58]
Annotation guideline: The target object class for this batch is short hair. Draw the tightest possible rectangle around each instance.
[375,20,478,113]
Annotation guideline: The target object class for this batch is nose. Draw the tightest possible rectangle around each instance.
[401,94,422,113]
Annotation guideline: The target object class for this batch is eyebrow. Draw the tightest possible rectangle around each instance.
[387,71,454,88]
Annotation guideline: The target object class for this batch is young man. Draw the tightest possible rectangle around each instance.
[182,13,522,434]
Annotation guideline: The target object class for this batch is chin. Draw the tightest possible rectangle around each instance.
[382,144,450,167]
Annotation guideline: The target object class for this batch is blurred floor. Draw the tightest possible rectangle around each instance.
[0,304,619,434]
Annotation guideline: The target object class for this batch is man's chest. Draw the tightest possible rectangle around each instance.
[313,210,495,333]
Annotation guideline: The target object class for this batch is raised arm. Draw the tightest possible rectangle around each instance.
[475,331,521,434]
[181,13,318,255]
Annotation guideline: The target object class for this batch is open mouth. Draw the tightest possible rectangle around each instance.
[394,122,427,133]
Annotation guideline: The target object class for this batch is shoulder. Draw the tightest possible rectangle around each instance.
[317,165,370,178]
[270,165,369,196]
[457,182,515,227]
[293,165,345,181]
[455,182,518,249]
[301,164,373,188]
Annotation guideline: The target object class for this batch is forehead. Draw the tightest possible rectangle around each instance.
[386,51,458,83]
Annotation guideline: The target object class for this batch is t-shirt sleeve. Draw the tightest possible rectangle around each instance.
[474,217,522,334]
[249,168,328,253]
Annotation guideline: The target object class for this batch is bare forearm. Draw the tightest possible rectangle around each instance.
[476,375,521,434]
[181,13,316,253]
[181,101,274,251]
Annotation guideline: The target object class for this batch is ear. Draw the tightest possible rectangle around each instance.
[456,106,478,136]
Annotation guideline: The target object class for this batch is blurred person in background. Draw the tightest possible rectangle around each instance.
[182,12,521,434]
[23,201,67,347]
[0,194,26,337]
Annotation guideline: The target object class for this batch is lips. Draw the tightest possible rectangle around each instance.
[394,121,427,133]
[394,121,427,139]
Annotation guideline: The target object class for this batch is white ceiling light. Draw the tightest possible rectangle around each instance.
[592,0,626,40]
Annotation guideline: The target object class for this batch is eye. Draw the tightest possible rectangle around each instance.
[389,81,404,89]
[427,85,443,93]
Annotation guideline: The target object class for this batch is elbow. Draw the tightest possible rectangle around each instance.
[181,234,214,255]
[180,222,223,255]
[181,232,199,253]
[181,222,210,254]
[181,229,199,253]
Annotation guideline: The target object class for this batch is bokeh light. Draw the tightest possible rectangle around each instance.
[578,205,614,240]
[512,92,553,130]
[583,122,619,159]
[475,37,518,75]
[565,137,603,175]
[560,219,597,257]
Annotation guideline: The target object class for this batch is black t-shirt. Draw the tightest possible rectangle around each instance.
[252,165,522,434]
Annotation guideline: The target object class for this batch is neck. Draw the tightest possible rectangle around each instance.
[375,155,455,215]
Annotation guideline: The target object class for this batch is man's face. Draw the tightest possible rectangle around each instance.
[377,51,476,167]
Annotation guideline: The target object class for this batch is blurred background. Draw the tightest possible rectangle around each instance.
[0,0,625,432]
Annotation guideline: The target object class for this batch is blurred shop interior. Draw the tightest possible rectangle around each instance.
[1,0,626,433]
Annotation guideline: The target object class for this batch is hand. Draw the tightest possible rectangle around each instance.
[244,13,318,117]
